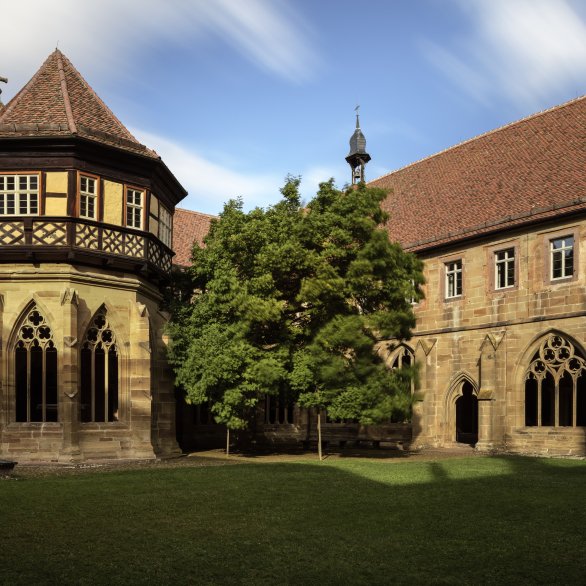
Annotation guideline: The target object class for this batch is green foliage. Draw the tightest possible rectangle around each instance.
[167,177,424,429]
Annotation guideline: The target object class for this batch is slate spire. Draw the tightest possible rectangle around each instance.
[345,106,371,184]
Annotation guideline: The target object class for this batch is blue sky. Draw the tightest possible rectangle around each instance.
[2,0,586,214]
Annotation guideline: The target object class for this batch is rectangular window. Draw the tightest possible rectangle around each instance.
[79,175,97,220]
[126,188,144,229]
[495,248,515,289]
[0,174,39,215]
[445,260,462,298]
[550,236,574,279]
[158,205,172,248]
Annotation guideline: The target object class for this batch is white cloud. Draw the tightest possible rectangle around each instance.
[132,130,345,215]
[422,0,586,108]
[0,0,320,99]
[132,129,283,214]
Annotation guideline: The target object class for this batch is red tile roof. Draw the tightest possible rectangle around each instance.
[173,208,217,266]
[370,95,586,252]
[0,50,157,158]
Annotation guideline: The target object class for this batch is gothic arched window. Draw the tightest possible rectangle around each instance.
[525,334,586,427]
[15,306,58,422]
[80,309,119,422]
[389,345,414,370]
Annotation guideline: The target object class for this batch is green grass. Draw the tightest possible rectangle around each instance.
[1,456,586,585]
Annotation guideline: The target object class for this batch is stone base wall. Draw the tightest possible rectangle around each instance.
[0,264,180,462]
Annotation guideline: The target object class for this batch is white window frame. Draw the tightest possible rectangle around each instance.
[550,236,574,280]
[495,248,515,289]
[158,205,172,248]
[79,175,97,220]
[445,260,462,299]
[126,188,144,230]
[0,174,39,216]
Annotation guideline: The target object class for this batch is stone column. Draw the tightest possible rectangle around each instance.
[59,287,81,460]
[476,336,497,452]
[150,308,181,457]
[128,301,157,459]
[412,338,437,448]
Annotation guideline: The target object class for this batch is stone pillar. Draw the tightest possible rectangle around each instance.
[59,287,81,460]
[150,308,181,457]
[412,338,437,448]
[476,335,497,452]
[128,301,156,459]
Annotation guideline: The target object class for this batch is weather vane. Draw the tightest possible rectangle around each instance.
[0,75,7,99]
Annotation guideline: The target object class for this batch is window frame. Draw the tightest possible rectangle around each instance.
[550,235,574,281]
[444,258,463,300]
[0,172,42,217]
[124,185,145,230]
[158,204,173,248]
[541,225,580,285]
[77,172,100,221]
[494,247,516,290]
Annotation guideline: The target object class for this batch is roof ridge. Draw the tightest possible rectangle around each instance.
[57,51,139,145]
[56,50,77,134]
[175,207,218,219]
[369,94,586,184]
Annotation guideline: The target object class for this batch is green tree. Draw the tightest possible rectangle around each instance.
[167,178,423,457]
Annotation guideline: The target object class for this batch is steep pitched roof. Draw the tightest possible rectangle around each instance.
[370,95,586,252]
[0,50,157,158]
[173,208,217,266]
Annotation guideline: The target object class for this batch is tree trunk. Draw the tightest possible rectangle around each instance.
[317,410,323,461]
[226,427,230,457]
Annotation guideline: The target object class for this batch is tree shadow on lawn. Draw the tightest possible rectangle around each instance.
[1,455,585,586]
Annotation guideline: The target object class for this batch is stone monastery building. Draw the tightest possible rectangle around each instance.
[1,51,585,460]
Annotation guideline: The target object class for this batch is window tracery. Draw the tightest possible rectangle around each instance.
[81,309,119,422]
[525,334,586,427]
[15,306,57,422]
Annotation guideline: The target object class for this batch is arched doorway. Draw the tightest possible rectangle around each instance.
[455,381,478,445]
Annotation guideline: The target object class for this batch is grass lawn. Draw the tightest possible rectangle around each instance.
[1,455,585,585]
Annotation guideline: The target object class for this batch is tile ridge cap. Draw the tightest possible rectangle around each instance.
[58,52,140,146]
[56,50,77,134]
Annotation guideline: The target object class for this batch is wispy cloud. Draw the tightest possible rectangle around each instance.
[0,0,320,97]
[132,130,344,215]
[132,129,283,214]
[421,0,586,108]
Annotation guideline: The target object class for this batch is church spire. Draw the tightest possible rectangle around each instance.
[345,106,371,184]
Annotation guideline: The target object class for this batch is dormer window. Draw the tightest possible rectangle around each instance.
[79,174,98,220]
[0,173,39,215]
[126,187,144,230]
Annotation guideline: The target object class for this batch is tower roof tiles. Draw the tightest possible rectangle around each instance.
[0,50,157,158]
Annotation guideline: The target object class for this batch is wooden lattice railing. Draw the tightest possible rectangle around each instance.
[0,217,173,274]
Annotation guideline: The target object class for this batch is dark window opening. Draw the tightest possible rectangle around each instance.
[455,381,478,445]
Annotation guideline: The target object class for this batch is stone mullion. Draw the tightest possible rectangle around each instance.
[537,378,542,426]
[554,379,559,427]
[572,377,577,427]
[26,347,31,422]
[42,347,46,422]
[59,288,80,460]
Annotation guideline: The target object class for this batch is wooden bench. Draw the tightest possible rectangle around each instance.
[0,460,17,476]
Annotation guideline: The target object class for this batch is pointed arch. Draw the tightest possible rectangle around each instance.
[80,305,120,422]
[445,371,479,445]
[521,331,586,428]
[12,302,58,422]
[381,342,415,369]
